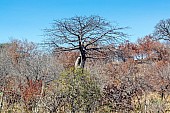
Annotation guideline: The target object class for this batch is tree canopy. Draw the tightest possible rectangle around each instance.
[154,18,170,41]
[44,15,127,68]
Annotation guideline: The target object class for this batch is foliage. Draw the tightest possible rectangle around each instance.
[44,68,101,113]
[2,17,170,113]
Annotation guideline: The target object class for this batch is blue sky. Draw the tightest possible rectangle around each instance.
[0,0,170,43]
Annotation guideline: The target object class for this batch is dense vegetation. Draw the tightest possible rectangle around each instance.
[0,16,170,113]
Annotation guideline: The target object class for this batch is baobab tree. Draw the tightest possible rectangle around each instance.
[44,15,127,68]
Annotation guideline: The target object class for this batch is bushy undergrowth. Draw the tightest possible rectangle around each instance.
[1,40,170,113]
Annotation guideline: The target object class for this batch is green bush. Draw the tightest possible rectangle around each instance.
[54,68,101,113]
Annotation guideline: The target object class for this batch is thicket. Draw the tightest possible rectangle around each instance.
[0,18,170,113]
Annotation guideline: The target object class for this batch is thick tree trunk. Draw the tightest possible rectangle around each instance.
[74,55,86,69]
[75,44,86,69]
[75,50,86,69]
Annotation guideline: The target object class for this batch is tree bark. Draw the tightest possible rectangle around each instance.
[74,55,86,69]
[75,44,86,69]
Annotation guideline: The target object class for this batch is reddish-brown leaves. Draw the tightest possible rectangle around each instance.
[19,79,43,103]
[57,51,79,69]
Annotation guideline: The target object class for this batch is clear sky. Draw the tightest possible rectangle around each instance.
[0,0,170,43]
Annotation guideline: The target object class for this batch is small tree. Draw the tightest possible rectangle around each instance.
[44,15,127,68]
